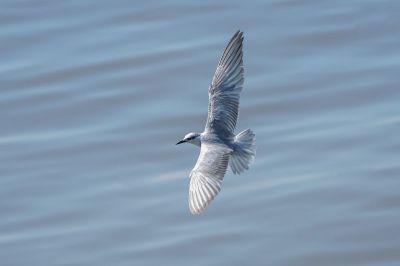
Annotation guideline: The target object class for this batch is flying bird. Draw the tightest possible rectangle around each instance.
[176,31,256,215]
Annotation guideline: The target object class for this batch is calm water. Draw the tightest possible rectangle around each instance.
[1,1,400,265]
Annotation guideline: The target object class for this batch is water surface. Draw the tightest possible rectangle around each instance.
[1,1,400,265]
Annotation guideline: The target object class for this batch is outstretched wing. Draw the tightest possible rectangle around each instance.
[205,31,244,137]
[189,143,232,214]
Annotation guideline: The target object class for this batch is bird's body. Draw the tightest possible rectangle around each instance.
[201,132,231,148]
[177,31,256,214]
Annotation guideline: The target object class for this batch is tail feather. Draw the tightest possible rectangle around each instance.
[230,129,256,175]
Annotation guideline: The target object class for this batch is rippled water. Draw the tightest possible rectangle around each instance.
[1,1,400,265]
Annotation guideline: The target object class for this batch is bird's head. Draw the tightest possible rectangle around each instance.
[176,132,201,147]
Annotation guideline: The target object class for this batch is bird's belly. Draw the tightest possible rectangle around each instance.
[201,133,234,150]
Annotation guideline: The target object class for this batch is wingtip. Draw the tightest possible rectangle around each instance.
[233,30,244,40]
[189,208,202,215]
[227,30,243,44]
[216,30,244,67]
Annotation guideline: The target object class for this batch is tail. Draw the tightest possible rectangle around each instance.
[230,129,256,175]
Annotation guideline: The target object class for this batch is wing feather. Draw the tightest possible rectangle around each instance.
[188,143,231,214]
[205,31,244,137]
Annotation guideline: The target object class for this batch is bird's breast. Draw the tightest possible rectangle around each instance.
[201,133,234,151]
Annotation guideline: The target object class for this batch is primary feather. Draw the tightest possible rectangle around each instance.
[205,31,244,137]
[189,143,231,214]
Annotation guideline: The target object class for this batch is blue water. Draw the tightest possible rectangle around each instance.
[1,1,400,265]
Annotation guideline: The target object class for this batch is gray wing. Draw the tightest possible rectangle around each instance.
[205,31,244,137]
[189,143,232,214]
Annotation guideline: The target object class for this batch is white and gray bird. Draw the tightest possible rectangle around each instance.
[176,31,256,215]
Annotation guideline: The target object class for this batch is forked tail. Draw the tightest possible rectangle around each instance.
[229,129,256,175]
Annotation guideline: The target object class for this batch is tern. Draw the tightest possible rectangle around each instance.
[176,31,256,214]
